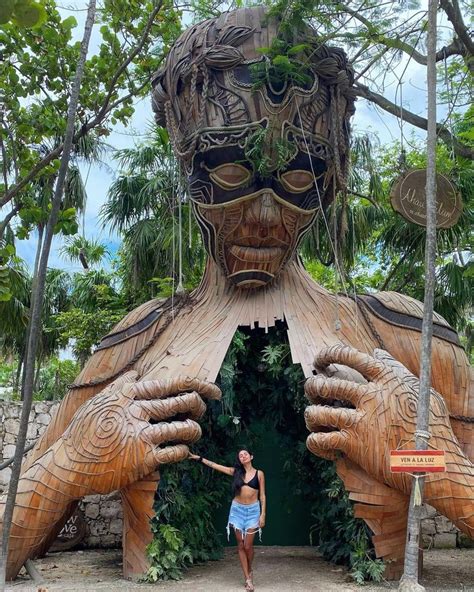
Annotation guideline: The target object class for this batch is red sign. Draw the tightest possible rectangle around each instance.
[390,450,446,473]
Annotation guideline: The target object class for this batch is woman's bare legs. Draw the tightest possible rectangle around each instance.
[235,529,250,580]
[244,530,257,580]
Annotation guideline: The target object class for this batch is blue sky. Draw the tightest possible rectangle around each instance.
[14,1,443,272]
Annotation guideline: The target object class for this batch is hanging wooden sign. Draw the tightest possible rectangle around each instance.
[390,450,446,473]
[390,169,462,228]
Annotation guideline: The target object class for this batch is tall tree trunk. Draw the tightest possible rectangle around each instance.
[13,355,22,395]
[33,354,42,393]
[399,2,438,591]
[0,3,97,588]
[20,224,43,400]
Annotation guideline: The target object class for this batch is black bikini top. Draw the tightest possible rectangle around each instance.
[243,470,259,490]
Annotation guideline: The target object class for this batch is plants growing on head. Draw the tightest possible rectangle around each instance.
[250,40,315,93]
[249,0,321,95]
[243,127,295,178]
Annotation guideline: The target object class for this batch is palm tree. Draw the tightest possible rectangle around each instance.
[60,236,109,270]
[0,254,30,393]
[300,132,386,281]
[0,262,74,393]
[300,137,473,334]
[101,128,205,303]
[39,268,72,355]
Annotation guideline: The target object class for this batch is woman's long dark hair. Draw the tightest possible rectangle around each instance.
[231,448,252,497]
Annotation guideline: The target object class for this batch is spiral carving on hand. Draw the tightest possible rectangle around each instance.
[63,391,135,463]
[395,390,418,423]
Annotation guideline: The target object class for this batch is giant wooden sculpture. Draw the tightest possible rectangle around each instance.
[1,6,472,582]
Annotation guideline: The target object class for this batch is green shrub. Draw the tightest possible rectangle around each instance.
[145,524,193,582]
[35,357,79,400]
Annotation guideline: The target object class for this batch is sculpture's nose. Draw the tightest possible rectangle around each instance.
[243,191,281,227]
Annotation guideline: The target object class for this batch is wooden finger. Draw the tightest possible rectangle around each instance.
[306,431,348,460]
[305,375,367,407]
[154,444,190,465]
[145,419,202,446]
[373,348,418,384]
[305,405,360,431]
[133,377,221,401]
[314,345,385,382]
[139,393,207,421]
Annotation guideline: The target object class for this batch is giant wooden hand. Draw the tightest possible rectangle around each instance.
[1,372,220,580]
[304,345,473,537]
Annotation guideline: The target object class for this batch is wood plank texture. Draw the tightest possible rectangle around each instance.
[3,4,472,581]
[7,258,471,580]
[121,472,160,580]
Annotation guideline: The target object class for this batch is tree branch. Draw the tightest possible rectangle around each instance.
[354,46,390,81]
[0,204,21,241]
[378,250,411,291]
[354,81,474,160]
[0,2,163,210]
[347,190,380,208]
[439,0,474,56]
[340,2,469,63]
[89,1,162,126]
[0,146,62,209]
[0,132,9,193]
[374,35,467,66]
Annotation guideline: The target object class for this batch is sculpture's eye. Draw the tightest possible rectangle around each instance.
[280,170,314,193]
[209,163,251,189]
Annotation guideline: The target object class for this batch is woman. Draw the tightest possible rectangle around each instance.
[189,449,266,592]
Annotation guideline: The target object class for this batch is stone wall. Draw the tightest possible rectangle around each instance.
[421,504,473,550]
[0,400,471,551]
[0,400,122,549]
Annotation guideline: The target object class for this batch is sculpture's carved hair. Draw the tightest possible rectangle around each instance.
[152,6,355,186]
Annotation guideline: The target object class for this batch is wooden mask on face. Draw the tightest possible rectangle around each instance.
[152,6,354,288]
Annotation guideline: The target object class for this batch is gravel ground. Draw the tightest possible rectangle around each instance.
[6,547,474,592]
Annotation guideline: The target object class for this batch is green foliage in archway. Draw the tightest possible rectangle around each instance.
[146,325,384,583]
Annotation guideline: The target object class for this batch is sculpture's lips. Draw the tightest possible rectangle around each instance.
[231,237,286,248]
[229,244,285,262]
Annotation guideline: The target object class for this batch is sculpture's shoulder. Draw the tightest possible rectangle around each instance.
[95,297,168,351]
[72,296,172,389]
[356,291,460,347]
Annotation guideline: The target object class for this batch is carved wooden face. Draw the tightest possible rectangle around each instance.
[190,137,325,287]
[153,6,354,288]
[194,188,315,288]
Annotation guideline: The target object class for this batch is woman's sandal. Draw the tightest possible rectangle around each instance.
[245,577,255,591]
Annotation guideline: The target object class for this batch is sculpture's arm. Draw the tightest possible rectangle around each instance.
[23,297,174,470]
[304,345,474,537]
[1,372,221,580]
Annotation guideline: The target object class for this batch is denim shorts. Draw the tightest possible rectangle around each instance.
[227,500,262,541]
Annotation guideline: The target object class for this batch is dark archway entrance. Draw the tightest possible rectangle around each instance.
[153,321,378,582]
[213,322,315,546]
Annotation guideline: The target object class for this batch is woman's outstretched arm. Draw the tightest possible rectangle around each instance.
[189,453,234,476]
